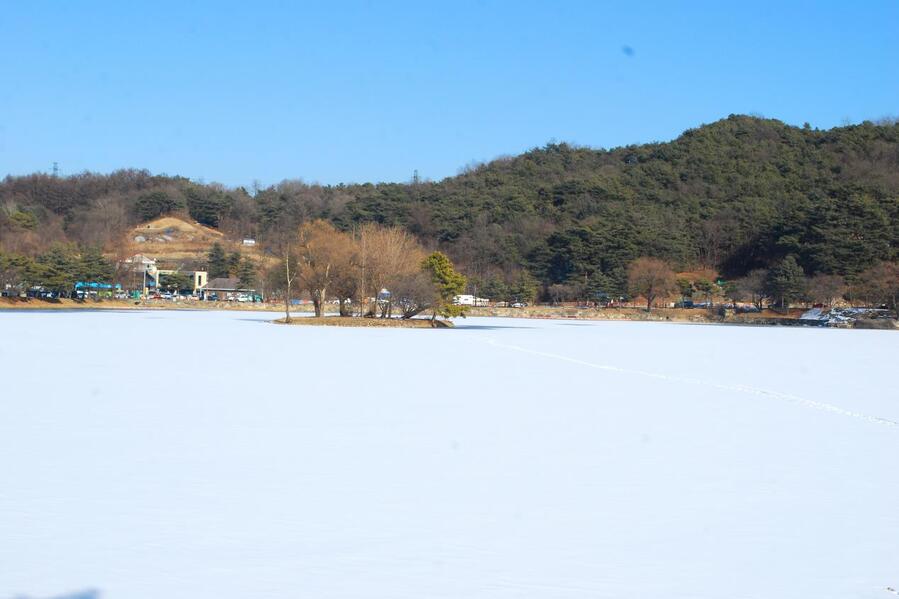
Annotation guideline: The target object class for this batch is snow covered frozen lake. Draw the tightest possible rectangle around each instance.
[1,310,897,599]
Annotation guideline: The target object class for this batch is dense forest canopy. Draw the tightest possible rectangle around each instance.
[2,115,897,297]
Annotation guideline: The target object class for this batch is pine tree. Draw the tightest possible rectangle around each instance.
[160,271,192,292]
[676,278,694,305]
[480,276,510,303]
[236,257,256,288]
[766,255,807,308]
[693,278,718,306]
[422,252,467,321]
[207,243,229,278]
[78,246,113,282]
[134,191,182,221]
[227,252,242,276]
[509,271,539,304]
[36,245,78,293]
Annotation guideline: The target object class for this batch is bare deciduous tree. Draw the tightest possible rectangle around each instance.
[392,270,438,319]
[856,262,899,316]
[359,224,426,317]
[627,257,677,312]
[735,269,769,310]
[807,274,846,308]
[283,245,296,322]
[296,220,355,317]
[331,237,361,316]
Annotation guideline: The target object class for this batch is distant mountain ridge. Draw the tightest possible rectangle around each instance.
[2,115,897,294]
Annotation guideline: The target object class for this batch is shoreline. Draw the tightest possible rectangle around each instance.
[0,297,286,313]
[1,298,894,329]
[273,316,452,328]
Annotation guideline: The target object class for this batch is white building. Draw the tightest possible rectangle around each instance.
[121,255,207,295]
[122,254,159,293]
[453,294,490,307]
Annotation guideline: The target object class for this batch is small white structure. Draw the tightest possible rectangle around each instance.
[453,294,490,307]
[242,238,256,246]
[124,254,156,269]
[123,254,159,293]
[121,255,208,296]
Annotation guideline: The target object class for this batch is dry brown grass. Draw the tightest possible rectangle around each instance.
[2,297,820,328]
[466,305,808,324]
[120,216,277,267]
[273,316,452,328]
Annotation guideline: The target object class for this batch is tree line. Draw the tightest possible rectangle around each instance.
[623,255,898,315]
[0,245,114,295]
[2,115,897,303]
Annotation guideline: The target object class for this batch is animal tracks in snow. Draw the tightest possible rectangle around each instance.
[482,337,898,430]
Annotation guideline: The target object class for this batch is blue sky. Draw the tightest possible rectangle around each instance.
[1,1,897,188]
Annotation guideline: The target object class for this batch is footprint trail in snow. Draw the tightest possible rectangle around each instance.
[482,337,898,430]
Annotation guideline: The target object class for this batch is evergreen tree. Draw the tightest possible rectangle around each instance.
[693,278,718,306]
[584,271,614,302]
[236,257,256,288]
[185,186,232,227]
[479,276,509,303]
[36,245,78,293]
[227,251,242,276]
[0,251,32,290]
[207,243,229,278]
[676,278,694,304]
[134,191,182,221]
[422,252,467,320]
[78,246,113,282]
[766,255,807,308]
[509,271,539,304]
[159,271,192,292]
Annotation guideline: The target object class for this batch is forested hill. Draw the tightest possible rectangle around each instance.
[2,115,897,295]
